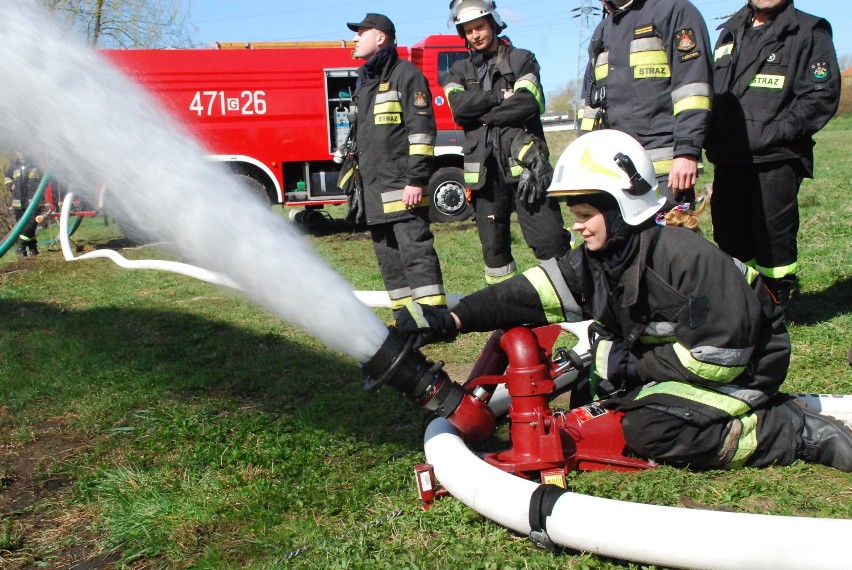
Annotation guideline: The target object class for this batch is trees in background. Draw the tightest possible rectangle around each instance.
[42,0,195,48]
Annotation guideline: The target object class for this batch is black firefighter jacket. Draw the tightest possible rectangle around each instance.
[4,158,42,209]
[704,2,840,176]
[580,0,713,171]
[353,48,437,225]
[443,42,546,189]
[452,226,791,424]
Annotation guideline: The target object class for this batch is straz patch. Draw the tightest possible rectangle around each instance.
[375,113,401,125]
[750,74,785,89]
[413,91,428,108]
[379,82,390,92]
[635,64,671,78]
[680,51,701,63]
[675,28,696,52]
[634,24,655,38]
[572,402,608,423]
[811,61,830,82]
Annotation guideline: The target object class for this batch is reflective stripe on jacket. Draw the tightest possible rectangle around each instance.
[580,0,713,168]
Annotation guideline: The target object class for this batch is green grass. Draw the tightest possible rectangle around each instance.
[1,118,850,568]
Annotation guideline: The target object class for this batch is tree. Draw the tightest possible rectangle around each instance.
[546,79,581,113]
[43,0,195,48]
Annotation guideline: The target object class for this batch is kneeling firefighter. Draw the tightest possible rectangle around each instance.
[393,129,852,472]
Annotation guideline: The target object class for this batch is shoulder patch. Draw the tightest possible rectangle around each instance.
[765,52,781,64]
[675,29,696,52]
[634,24,655,38]
[413,91,428,108]
[811,61,830,82]
[680,51,701,63]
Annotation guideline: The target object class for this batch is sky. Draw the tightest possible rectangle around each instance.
[186,0,851,98]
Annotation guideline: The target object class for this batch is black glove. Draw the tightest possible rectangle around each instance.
[513,135,553,210]
[395,301,457,350]
[344,182,365,226]
[588,323,639,398]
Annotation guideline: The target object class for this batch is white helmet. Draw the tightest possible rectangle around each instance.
[448,0,507,37]
[548,130,663,225]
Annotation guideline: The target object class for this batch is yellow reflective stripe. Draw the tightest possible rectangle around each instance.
[415,294,447,307]
[595,63,609,81]
[673,95,711,115]
[639,335,676,345]
[653,159,673,176]
[514,78,545,114]
[750,74,785,89]
[522,266,564,324]
[338,167,354,187]
[390,296,412,310]
[757,261,798,279]
[11,199,22,208]
[630,50,668,67]
[510,164,524,176]
[743,264,760,285]
[726,413,758,469]
[464,172,479,184]
[409,144,435,156]
[636,382,752,416]
[383,196,430,213]
[518,141,534,163]
[672,343,745,382]
[714,43,733,62]
[580,118,595,132]
[374,101,403,114]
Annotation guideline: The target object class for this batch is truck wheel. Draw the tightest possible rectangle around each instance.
[429,167,471,223]
[234,174,272,206]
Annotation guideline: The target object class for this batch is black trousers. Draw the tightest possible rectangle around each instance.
[369,212,445,309]
[620,396,802,470]
[711,161,802,278]
[472,157,569,280]
[13,206,38,252]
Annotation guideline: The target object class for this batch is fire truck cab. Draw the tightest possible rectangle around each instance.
[103,35,473,223]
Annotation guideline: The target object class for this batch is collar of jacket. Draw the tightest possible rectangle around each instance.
[362,45,400,82]
[718,1,798,38]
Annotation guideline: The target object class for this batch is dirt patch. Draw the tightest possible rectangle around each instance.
[0,416,118,569]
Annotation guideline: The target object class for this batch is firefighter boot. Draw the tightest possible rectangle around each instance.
[793,402,852,472]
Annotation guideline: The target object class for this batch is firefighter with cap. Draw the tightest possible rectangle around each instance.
[443,0,570,285]
[705,0,840,316]
[393,129,852,473]
[4,150,42,259]
[344,13,447,313]
[579,0,713,210]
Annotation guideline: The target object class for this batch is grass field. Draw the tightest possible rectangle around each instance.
[1,117,850,569]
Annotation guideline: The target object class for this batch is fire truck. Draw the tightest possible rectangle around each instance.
[103,35,473,223]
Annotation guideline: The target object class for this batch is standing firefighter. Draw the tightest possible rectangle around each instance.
[395,130,852,473]
[579,0,713,208]
[443,0,569,285]
[705,0,840,314]
[4,150,42,258]
[345,13,447,313]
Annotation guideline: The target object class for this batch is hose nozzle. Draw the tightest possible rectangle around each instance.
[362,328,495,441]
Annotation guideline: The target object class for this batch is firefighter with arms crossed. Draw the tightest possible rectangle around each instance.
[579,0,713,209]
[4,150,42,258]
[346,13,447,313]
[704,0,840,314]
[395,130,852,472]
[443,0,570,285]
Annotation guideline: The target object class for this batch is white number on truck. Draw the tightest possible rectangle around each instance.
[189,91,268,116]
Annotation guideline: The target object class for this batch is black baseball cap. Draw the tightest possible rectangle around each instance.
[347,13,396,37]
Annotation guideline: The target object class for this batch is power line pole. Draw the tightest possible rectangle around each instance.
[571,1,602,116]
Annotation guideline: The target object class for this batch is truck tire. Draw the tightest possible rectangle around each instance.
[234,174,272,206]
[428,167,471,223]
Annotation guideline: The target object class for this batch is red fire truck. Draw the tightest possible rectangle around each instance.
[103,35,473,223]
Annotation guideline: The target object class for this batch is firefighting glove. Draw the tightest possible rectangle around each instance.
[394,301,457,350]
[588,322,639,399]
[512,135,553,210]
[344,182,365,226]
